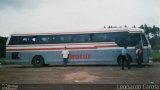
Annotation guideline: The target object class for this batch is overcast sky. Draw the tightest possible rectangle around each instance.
[0,0,159,36]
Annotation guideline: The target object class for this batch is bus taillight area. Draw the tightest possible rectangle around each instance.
[11,52,20,60]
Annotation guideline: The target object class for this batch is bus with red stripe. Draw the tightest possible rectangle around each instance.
[5,28,152,66]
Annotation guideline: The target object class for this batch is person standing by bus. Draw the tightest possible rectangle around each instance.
[136,46,143,67]
[62,46,69,67]
[121,46,131,70]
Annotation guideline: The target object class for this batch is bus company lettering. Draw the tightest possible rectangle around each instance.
[68,54,91,59]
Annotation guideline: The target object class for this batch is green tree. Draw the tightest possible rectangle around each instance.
[0,37,7,58]
[139,24,160,50]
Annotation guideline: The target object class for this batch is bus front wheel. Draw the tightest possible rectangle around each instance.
[32,55,44,67]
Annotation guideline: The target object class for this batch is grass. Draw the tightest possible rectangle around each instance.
[0,58,9,64]
[152,50,160,62]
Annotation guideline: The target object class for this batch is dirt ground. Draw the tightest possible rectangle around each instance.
[0,63,160,90]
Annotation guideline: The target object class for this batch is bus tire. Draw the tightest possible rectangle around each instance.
[126,53,132,62]
[32,55,45,67]
[117,54,132,66]
[117,54,122,66]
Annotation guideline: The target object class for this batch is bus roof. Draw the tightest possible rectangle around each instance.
[11,28,144,36]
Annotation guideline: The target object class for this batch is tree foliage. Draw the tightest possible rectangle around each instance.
[0,37,7,58]
[139,24,160,50]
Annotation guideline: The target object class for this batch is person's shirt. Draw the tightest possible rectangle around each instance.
[62,50,69,58]
[136,48,143,56]
[121,47,127,56]
[136,48,140,55]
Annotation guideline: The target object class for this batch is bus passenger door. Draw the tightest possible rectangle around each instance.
[141,34,150,63]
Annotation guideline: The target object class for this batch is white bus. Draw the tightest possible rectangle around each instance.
[6,28,152,66]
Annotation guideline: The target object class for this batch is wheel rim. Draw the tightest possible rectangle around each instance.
[36,59,40,64]
[35,57,43,65]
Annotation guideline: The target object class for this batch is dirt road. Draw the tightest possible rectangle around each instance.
[0,63,160,90]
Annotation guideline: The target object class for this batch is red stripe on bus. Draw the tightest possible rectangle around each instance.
[6,45,117,51]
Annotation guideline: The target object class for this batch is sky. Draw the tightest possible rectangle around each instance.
[0,0,159,37]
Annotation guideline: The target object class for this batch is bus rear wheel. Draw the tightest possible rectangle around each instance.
[117,54,122,66]
[117,54,132,66]
[32,55,44,67]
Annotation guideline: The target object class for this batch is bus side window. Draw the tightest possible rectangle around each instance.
[60,35,72,43]
[49,36,56,43]
[72,34,90,43]
[41,37,49,44]
[8,36,14,45]
[12,52,20,59]
[142,35,148,46]
[130,33,141,46]
[53,35,62,43]
[113,33,123,47]
[108,32,130,47]
[22,37,30,44]
[9,36,20,45]
[31,36,37,44]
[91,33,107,42]
[36,35,50,44]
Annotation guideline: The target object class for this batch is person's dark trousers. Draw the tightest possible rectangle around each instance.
[63,58,68,67]
[121,55,126,70]
[126,59,131,69]
[122,55,131,70]
[137,56,142,67]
